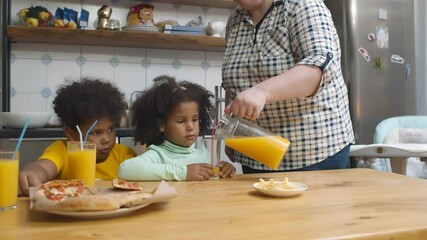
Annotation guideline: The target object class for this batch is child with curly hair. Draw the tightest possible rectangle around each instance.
[18,78,136,196]
[118,75,236,181]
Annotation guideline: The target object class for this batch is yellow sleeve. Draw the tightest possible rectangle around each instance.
[94,144,137,180]
[114,144,137,164]
[37,141,68,178]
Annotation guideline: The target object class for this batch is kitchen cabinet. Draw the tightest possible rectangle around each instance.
[1,138,55,170]
[0,128,140,170]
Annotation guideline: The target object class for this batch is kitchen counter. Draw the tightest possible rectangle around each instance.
[0,127,134,139]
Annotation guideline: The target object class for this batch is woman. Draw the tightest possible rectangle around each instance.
[222,0,354,173]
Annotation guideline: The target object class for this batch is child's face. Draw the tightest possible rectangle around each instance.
[161,101,200,147]
[73,117,117,163]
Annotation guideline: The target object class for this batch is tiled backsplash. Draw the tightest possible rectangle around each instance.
[9,0,230,124]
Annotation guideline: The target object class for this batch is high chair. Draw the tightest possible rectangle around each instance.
[350,116,427,177]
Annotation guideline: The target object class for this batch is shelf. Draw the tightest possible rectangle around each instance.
[142,0,235,9]
[6,26,226,52]
[0,127,133,139]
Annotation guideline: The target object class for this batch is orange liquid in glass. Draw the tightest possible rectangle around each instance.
[225,136,290,170]
[0,159,19,208]
[69,149,96,186]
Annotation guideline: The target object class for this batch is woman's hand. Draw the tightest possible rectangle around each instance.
[224,86,267,120]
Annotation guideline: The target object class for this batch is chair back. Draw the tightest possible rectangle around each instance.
[374,116,427,143]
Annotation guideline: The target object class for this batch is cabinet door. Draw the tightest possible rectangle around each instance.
[1,139,56,169]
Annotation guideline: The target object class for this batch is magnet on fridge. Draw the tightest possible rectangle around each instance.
[373,56,383,69]
[406,64,411,79]
[391,54,404,64]
[358,47,370,62]
[368,33,375,42]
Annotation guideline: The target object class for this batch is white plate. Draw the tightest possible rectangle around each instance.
[253,181,308,198]
[42,203,150,219]
[122,25,159,32]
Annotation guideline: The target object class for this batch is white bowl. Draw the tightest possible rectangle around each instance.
[0,112,52,129]
[206,21,225,37]
[253,181,308,198]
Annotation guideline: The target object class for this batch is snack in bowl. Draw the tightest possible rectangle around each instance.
[258,178,294,191]
[32,179,152,211]
[112,178,144,191]
[253,178,308,197]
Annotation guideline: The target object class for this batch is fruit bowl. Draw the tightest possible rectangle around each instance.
[0,112,52,129]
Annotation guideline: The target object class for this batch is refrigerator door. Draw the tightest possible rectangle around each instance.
[325,0,416,144]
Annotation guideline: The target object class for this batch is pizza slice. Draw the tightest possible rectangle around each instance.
[41,179,85,202]
[112,178,144,191]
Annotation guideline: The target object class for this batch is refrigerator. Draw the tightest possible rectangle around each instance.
[324,0,416,144]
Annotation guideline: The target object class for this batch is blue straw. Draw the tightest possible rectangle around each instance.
[13,118,30,159]
[84,120,98,143]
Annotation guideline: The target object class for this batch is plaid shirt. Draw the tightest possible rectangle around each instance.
[222,0,354,170]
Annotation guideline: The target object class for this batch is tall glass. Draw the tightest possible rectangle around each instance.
[215,114,290,170]
[201,138,221,179]
[67,141,96,186]
[0,151,19,211]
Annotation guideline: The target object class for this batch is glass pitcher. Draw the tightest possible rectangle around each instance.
[215,114,290,170]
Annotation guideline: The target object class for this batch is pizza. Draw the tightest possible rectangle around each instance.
[56,191,152,211]
[112,178,144,191]
[40,179,85,202]
[32,179,152,211]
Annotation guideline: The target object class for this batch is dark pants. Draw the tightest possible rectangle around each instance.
[242,144,351,174]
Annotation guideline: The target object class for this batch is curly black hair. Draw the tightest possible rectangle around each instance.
[53,78,126,130]
[131,75,215,146]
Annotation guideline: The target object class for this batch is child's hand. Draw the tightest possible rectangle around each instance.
[18,160,56,196]
[186,163,213,181]
[219,161,236,178]
[19,170,43,196]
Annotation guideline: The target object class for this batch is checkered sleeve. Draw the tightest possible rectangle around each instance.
[287,0,341,93]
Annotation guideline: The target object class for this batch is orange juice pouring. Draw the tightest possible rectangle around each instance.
[216,114,290,170]
[67,141,96,186]
[0,151,19,211]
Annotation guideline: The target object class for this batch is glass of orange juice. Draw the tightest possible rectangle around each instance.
[0,151,19,211]
[200,138,221,179]
[67,141,96,186]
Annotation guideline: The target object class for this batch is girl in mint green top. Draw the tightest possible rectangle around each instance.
[118,76,236,181]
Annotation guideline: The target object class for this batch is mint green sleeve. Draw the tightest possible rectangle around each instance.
[117,150,187,181]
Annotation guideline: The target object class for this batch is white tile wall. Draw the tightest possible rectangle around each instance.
[10,0,229,116]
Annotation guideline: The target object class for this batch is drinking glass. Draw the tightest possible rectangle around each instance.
[0,151,19,211]
[201,138,221,179]
[67,141,96,186]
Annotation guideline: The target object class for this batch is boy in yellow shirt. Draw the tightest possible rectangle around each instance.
[18,78,136,195]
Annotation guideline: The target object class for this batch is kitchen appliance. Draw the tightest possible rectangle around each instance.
[324,0,416,144]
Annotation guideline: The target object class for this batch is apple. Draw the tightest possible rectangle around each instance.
[65,21,77,29]
[53,19,65,28]
[25,17,39,27]
[17,8,29,23]
[38,11,51,23]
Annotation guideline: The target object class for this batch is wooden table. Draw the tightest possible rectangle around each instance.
[2,168,427,239]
